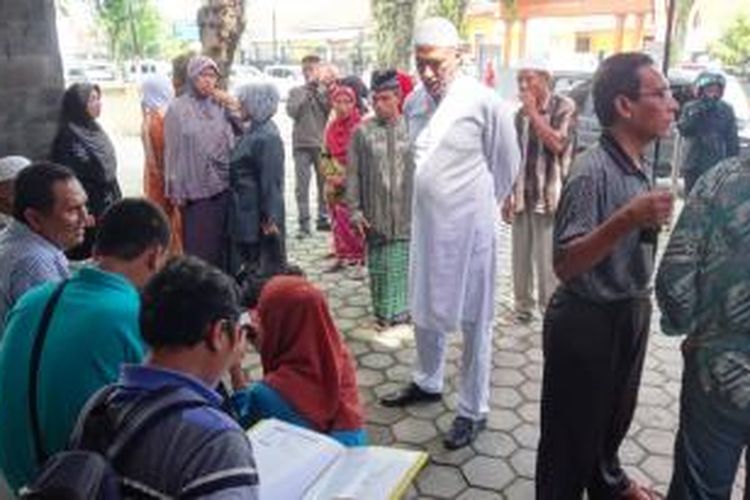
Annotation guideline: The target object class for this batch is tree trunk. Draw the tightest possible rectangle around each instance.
[372,0,417,69]
[0,0,65,159]
[198,0,246,81]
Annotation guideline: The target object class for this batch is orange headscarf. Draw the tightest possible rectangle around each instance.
[257,276,364,432]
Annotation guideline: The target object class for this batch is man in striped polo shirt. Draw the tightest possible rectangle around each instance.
[535,53,677,499]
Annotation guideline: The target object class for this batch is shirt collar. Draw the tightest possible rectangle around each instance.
[120,364,223,407]
[599,131,652,183]
[7,220,67,257]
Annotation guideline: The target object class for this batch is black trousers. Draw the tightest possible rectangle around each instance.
[536,288,651,500]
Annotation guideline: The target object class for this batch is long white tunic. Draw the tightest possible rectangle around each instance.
[405,75,520,332]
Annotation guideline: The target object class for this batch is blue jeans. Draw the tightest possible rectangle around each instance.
[668,357,750,499]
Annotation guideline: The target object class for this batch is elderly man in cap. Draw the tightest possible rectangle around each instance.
[380,17,520,450]
[0,156,31,231]
[347,70,414,329]
[502,60,577,323]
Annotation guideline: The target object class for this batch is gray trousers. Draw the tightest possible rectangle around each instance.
[293,147,327,228]
[511,210,558,315]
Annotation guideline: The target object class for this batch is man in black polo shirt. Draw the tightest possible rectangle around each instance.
[535,53,677,499]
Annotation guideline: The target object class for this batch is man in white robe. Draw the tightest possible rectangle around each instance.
[381,17,520,450]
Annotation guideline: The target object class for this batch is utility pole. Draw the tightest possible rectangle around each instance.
[272,0,278,62]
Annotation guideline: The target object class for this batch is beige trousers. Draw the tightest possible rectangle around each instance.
[511,210,558,315]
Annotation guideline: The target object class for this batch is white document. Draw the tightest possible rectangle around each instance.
[247,419,428,500]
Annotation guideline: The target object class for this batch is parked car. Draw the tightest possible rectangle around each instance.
[229,64,266,93]
[562,70,750,180]
[64,61,120,87]
[262,64,304,100]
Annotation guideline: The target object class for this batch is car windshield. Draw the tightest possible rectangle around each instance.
[723,78,750,123]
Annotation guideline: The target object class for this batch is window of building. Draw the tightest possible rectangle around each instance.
[575,34,591,53]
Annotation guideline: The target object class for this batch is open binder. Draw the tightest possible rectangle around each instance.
[248,418,428,500]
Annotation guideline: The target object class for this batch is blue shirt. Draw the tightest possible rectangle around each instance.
[110,365,259,499]
[0,266,143,492]
[232,381,368,447]
[0,221,69,332]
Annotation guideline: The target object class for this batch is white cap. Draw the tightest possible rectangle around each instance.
[414,17,460,48]
[516,57,552,75]
[0,156,30,183]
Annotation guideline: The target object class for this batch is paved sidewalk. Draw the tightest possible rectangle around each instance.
[240,216,746,499]
[108,105,744,499]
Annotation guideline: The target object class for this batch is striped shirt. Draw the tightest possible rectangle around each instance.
[513,94,576,215]
[656,157,750,410]
[554,132,654,302]
[0,220,69,333]
[112,365,259,499]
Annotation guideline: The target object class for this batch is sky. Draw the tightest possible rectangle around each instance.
[157,0,371,34]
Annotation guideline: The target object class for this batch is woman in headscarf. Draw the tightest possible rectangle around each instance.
[140,74,182,255]
[231,275,367,446]
[51,82,121,260]
[164,55,238,270]
[227,83,286,277]
[321,83,365,272]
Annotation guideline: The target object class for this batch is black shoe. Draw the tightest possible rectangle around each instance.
[380,383,442,407]
[443,416,486,450]
[316,218,331,231]
[296,228,311,240]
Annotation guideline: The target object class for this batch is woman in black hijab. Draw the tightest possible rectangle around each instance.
[51,83,121,259]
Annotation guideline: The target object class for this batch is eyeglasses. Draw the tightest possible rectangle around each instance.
[636,88,673,100]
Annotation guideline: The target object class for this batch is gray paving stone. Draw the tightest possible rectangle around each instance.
[521,363,543,382]
[462,456,515,490]
[505,478,535,499]
[635,405,677,431]
[367,404,406,425]
[490,368,526,387]
[359,352,396,370]
[416,464,467,498]
[519,380,542,401]
[516,402,540,424]
[638,386,675,408]
[425,439,475,466]
[455,488,503,500]
[396,348,417,364]
[620,438,647,466]
[356,368,385,387]
[386,364,413,382]
[509,448,537,478]
[490,387,523,409]
[393,417,439,445]
[637,428,675,456]
[513,423,540,449]
[406,402,450,419]
[486,408,522,432]
[495,351,527,368]
[472,430,518,458]
[366,423,393,445]
[641,454,674,485]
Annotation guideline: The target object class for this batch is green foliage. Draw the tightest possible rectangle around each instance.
[711,14,750,69]
[426,0,469,32]
[94,0,167,60]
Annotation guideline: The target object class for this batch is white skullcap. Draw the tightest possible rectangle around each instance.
[517,57,552,75]
[0,156,30,183]
[414,17,460,48]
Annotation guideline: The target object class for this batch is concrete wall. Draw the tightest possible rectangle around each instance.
[0,0,64,160]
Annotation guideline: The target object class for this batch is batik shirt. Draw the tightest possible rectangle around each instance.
[656,156,750,410]
[512,94,576,215]
[346,115,414,242]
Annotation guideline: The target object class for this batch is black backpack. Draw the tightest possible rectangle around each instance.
[20,384,210,500]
